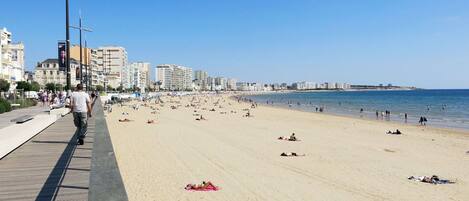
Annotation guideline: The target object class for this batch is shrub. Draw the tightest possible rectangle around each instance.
[0,98,12,114]
[0,79,9,92]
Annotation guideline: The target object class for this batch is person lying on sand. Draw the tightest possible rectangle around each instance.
[278,133,299,141]
[196,115,207,121]
[280,152,305,157]
[185,181,219,191]
[122,112,129,115]
[408,175,455,185]
[147,120,155,124]
[244,111,252,117]
[209,108,216,112]
[386,129,402,135]
[118,118,131,122]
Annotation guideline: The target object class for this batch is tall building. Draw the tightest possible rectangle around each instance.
[227,78,237,91]
[34,58,80,87]
[129,62,150,91]
[156,64,193,91]
[156,64,173,90]
[193,70,208,91]
[95,46,128,88]
[1,27,25,89]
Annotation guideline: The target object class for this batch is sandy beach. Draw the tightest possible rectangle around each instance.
[105,94,469,201]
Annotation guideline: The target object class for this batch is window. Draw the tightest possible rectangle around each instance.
[50,71,53,75]
[43,70,46,75]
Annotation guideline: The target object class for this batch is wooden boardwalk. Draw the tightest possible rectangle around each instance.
[0,113,95,201]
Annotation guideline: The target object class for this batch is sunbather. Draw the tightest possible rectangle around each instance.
[280,152,305,157]
[196,115,207,121]
[386,129,402,135]
[408,175,455,184]
[278,133,298,141]
[118,118,131,122]
[185,181,219,191]
[147,120,155,124]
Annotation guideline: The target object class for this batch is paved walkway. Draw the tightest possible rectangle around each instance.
[0,105,50,129]
[0,113,95,201]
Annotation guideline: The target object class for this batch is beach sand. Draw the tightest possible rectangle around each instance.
[105,95,469,201]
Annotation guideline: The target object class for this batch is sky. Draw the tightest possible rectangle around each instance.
[1,0,469,89]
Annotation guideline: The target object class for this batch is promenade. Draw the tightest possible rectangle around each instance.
[0,99,127,201]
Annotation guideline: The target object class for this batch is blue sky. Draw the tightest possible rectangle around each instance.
[1,0,469,88]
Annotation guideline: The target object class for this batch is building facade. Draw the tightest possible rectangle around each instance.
[1,27,25,89]
[129,62,150,92]
[34,58,80,87]
[95,46,128,89]
[156,64,193,91]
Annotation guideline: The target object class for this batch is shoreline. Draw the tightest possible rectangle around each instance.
[252,101,469,135]
[241,91,469,133]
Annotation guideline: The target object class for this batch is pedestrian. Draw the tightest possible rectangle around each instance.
[404,113,408,122]
[71,84,92,145]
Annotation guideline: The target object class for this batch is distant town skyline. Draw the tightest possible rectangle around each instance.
[1,0,469,89]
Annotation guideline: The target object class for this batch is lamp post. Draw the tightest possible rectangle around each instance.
[70,14,92,91]
[65,0,71,90]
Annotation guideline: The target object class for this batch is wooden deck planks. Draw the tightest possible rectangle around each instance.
[0,113,95,201]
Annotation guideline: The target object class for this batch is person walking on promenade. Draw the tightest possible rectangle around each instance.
[71,84,92,145]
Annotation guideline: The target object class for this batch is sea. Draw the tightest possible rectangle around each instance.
[245,89,469,131]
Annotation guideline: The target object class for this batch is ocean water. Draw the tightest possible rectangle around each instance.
[246,89,469,131]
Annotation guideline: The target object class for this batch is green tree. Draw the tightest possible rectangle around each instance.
[31,81,40,91]
[16,81,32,91]
[106,85,114,91]
[45,83,56,91]
[116,86,123,92]
[56,84,63,91]
[95,85,104,92]
[0,79,10,92]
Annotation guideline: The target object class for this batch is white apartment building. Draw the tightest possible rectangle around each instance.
[95,46,128,88]
[194,70,208,91]
[227,78,237,91]
[129,62,150,92]
[293,81,316,90]
[156,64,193,91]
[34,58,80,87]
[1,28,25,89]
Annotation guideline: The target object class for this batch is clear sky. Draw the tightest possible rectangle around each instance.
[1,0,469,89]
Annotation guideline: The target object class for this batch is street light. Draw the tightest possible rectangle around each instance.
[65,0,71,90]
[70,13,92,91]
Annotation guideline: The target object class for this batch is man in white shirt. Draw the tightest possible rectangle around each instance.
[71,84,92,145]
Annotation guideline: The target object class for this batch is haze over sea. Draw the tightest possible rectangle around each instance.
[247,89,469,131]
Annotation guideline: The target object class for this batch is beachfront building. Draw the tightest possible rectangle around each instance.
[214,77,227,91]
[129,62,150,92]
[157,64,193,91]
[1,27,25,90]
[292,81,316,90]
[194,70,208,91]
[34,58,80,87]
[95,46,128,89]
[227,78,237,91]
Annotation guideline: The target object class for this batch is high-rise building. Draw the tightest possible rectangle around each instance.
[156,64,193,91]
[129,62,150,92]
[1,27,25,89]
[194,70,208,90]
[95,46,128,88]
[227,78,237,91]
